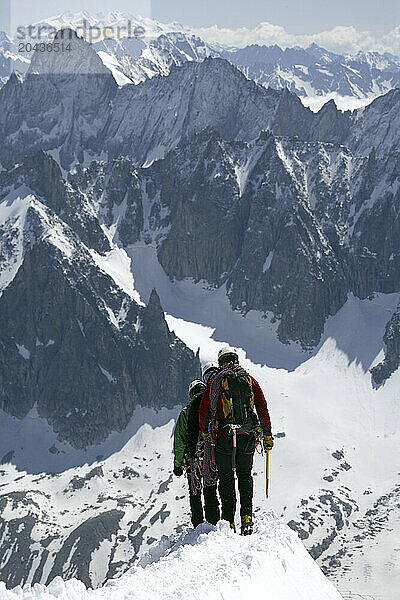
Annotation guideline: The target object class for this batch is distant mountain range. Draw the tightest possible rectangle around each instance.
[1,12,400,111]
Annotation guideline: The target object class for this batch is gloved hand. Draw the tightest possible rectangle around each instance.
[173,465,183,477]
[263,435,274,451]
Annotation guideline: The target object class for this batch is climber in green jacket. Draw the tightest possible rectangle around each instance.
[173,379,220,528]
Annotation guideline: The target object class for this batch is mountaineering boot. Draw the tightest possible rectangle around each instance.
[230,522,236,533]
[241,515,253,535]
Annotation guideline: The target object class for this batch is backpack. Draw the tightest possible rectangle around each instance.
[216,366,259,434]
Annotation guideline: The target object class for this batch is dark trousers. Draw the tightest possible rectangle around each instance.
[214,434,256,523]
[187,472,220,528]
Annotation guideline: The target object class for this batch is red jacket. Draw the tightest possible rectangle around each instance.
[199,375,272,436]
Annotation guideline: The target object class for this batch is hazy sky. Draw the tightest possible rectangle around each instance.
[3,0,400,34]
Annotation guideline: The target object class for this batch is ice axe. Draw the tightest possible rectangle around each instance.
[265,449,270,498]
[230,424,241,470]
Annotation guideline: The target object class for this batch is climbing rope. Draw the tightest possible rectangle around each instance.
[187,453,202,496]
[202,435,218,487]
[202,363,245,487]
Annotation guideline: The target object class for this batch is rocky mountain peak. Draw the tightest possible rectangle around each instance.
[147,288,163,311]
[28,28,114,78]
[28,28,116,86]
[1,69,23,90]
[140,288,171,345]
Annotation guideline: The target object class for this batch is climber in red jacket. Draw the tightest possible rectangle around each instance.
[199,346,273,535]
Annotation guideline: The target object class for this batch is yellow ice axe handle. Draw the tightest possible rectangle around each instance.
[266,450,270,498]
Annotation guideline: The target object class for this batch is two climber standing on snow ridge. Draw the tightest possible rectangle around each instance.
[173,346,273,535]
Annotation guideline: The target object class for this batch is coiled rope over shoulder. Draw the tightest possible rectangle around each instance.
[202,363,245,487]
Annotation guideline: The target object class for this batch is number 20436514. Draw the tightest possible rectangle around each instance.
[18,42,72,53]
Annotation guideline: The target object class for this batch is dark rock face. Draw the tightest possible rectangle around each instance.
[68,129,400,355]
[223,134,348,347]
[104,57,299,165]
[270,88,315,141]
[68,158,144,247]
[0,30,117,170]
[346,151,400,298]
[133,289,200,410]
[0,154,200,448]
[346,89,400,157]
[310,100,350,145]
[371,308,400,385]
[0,37,317,169]
[0,152,110,253]
[153,130,245,284]
[0,239,197,448]
[0,493,38,588]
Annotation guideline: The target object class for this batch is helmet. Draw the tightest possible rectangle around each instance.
[217,346,239,366]
[188,379,206,398]
[202,361,218,383]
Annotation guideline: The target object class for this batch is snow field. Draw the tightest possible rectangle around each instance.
[0,514,343,600]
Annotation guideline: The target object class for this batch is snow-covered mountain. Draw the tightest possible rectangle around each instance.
[28,11,185,43]
[0,32,29,85]
[2,30,400,172]
[94,36,400,111]
[0,34,310,169]
[0,19,400,600]
[94,32,217,86]
[223,43,400,111]
[36,114,398,360]
[0,151,199,449]
[1,143,399,594]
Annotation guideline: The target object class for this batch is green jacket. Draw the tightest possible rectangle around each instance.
[173,391,203,467]
[173,404,190,467]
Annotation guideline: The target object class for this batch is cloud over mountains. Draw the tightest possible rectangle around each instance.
[192,22,400,56]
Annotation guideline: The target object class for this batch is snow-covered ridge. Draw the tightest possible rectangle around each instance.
[0,186,75,295]
[0,514,343,600]
[28,11,184,43]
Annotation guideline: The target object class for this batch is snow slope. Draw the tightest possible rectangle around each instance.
[1,266,398,596]
[127,246,400,600]
[0,514,343,600]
